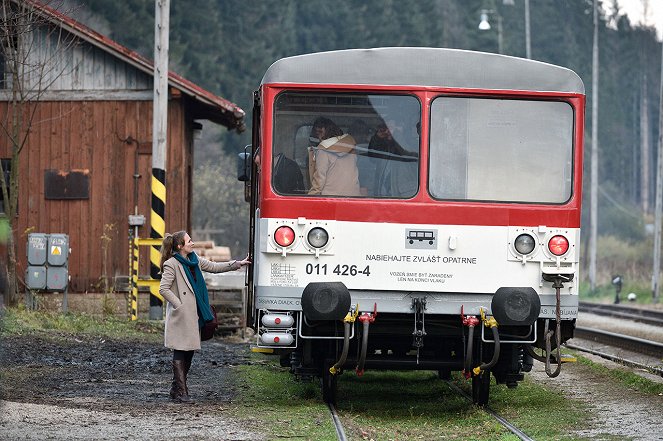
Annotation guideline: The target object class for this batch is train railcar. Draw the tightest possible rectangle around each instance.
[238,47,584,405]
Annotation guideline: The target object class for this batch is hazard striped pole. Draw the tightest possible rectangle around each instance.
[150,0,170,320]
[149,170,166,319]
[131,236,139,320]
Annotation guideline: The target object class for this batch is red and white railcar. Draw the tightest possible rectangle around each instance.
[239,48,585,404]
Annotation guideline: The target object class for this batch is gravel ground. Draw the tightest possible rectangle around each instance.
[0,333,264,441]
[1,310,662,440]
[528,347,663,441]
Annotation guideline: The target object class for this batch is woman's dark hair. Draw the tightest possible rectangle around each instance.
[160,230,187,271]
[312,117,343,139]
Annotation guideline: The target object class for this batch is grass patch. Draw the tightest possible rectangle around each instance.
[231,358,336,440]
[478,375,589,440]
[0,307,163,340]
[233,355,591,441]
[578,280,655,305]
[576,355,663,395]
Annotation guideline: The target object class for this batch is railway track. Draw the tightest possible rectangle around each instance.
[326,382,535,441]
[327,380,534,441]
[328,403,348,441]
[570,302,663,376]
[445,380,535,441]
[578,301,663,327]
[573,326,663,359]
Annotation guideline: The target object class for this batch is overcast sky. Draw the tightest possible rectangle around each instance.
[617,0,663,37]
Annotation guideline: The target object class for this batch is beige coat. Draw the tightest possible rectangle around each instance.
[159,255,239,351]
[308,134,361,196]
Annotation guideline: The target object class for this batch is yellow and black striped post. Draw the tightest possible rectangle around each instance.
[130,236,139,321]
[149,168,166,319]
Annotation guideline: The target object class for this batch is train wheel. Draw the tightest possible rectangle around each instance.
[471,371,490,406]
[321,369,338,404]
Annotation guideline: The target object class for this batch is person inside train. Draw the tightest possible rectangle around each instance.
[307,117,361,196]
[272,152,305,194]
[368,119,418,197]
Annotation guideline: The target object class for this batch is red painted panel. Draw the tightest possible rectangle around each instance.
[257,85,585,229]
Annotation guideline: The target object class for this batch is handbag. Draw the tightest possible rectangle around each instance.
[200,305,218,341]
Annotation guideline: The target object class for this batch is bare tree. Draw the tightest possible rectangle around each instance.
[0,0,75,306]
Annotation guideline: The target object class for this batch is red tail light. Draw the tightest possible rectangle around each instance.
[274,226,295,247]
[548,235,569,256]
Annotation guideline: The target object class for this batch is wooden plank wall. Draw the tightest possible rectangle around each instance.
[0,97,192,292]
[22,24,152,92]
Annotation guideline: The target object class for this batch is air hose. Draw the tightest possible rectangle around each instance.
[355,319,370,376]
[472,308,500,376]
[329,307,359,375]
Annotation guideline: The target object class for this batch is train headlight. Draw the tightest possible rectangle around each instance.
[307,227,329,248]
[514,234,536,255]
[274,226,296,247]
[548,235,569,256]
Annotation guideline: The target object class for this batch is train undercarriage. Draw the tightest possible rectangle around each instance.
[260,308,576,405]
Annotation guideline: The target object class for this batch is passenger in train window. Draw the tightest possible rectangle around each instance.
[158,231,250,403]
[273,152,305,194]
[307,117,361,196]
[348,119,374,196]
[368,119,418,197]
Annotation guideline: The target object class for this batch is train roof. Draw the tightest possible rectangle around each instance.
[261,47,585,95]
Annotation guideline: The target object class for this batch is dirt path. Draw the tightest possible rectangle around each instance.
[528,343,663,441]
[2,330,663,440]
[0,333,264,440]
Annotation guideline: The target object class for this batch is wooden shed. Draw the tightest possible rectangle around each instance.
[0,1,245,293]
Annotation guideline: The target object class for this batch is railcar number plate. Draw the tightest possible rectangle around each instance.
[305,263,371,276]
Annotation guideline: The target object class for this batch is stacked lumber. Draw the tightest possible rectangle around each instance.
[193,241,231,262]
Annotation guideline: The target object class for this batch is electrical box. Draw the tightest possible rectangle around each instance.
[26,266,47,290]
[27,234,48,265]
[47,234,69,266]
[25,233,69,292]
[46,267,68,291]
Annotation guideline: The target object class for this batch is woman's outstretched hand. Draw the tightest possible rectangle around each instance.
[236,254,251,267]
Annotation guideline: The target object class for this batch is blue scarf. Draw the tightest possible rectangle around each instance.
[174,252,214,328]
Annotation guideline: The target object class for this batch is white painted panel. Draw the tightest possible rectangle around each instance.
[255,218,580,296]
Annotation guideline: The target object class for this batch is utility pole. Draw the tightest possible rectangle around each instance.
[652,39,663,304]
[641,76,650,214]
[525,0,531,59]
[149,0,170,319]
[589,0,599,292]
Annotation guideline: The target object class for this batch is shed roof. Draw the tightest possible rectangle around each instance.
[29,0,245,131]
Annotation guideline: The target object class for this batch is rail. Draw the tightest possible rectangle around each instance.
[445,380,535,441]
[574,326,663,359]
[328,403,347,441]
[578,302,663,327]
[566,342,663,377]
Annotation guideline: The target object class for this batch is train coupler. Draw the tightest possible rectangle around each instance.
[544,277,565,378]
[411,297,427,364]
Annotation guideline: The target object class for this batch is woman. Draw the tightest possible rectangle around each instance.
[307,117,361,196]
[159,231,250,403]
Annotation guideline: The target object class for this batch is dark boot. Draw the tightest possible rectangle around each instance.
[169,377,177,399]
[183,357,193,397]
[171,360,194,404]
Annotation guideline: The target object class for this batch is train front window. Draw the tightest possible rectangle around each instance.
[429,97,573,204]
[272,92,420,198]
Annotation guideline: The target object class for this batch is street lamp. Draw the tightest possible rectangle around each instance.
[479,1,531,59]
[478,9,503,55]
